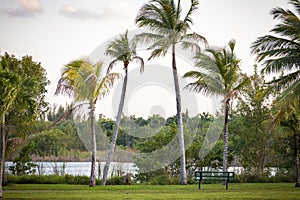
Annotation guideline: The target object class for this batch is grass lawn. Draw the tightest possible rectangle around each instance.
[3,183,300,199]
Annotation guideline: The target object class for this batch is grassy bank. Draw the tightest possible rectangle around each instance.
[3,183,300,199]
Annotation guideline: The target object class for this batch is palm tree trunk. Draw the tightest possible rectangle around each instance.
[0,115,5,198]
[102,68,128,185]
[89,102,96,187]
[294,133,300,187]
[172,43,187,185]
[223,100,230,173]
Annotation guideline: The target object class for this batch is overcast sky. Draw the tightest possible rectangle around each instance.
[0,0,291,118]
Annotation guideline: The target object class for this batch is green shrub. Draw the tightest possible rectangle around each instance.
[65,174,89,185]
[8,174,90,185]
[233,171,295,183]
[150,175,180,185]
[105,174,133,185]
[106,176,124,185]
[7,174,65,184]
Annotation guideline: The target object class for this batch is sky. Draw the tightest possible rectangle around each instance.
[0,0,292,119]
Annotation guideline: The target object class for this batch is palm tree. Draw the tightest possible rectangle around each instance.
[0,71,21,198]
[251,0,300,101]
[0,71,38,197]
[135,0,207,184]
[0,52,49,198]
[183,40,249,173]
[55,58,120,187]
[270,100,300,187]
[102,30,144,185]
[251,0,300,187]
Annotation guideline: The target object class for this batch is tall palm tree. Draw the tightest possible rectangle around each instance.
[135,0,207,184]
[184,40,249,173]
[102,30,144,185]
[251,0,300,101]
[55,58,120,187]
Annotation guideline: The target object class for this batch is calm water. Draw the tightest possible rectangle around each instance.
[6,161,138,178]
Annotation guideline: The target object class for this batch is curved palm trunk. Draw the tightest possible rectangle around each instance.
[223,100,230,173]
[0,115,5,198]
[294,133,300,187]
[89,102,97,187]
[102,68,128,185]
[172,44,187,185]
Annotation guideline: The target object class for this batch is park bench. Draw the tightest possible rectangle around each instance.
[194,171,234,190]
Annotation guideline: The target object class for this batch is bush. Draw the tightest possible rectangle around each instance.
[8,174,90,185]
[233,171,295,183]
[65,174,89,185]
[8,174,65,184]
[106,174,133,185]
[150,175,180,185]
[106,176,125,185]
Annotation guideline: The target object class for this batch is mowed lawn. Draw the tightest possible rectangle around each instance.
[3,183,300,199]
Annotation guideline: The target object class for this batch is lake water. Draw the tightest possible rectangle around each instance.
[5,162,278,177]
[5,161,138,178]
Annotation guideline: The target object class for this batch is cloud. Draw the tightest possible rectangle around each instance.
[60,2,136,22]
[1,0,42,17]
[60,5,102,20]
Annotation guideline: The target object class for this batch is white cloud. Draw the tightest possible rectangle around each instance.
[16,0,41,12]
[60,4,102,20]
[60,2,136,22]
[1,0,42,17]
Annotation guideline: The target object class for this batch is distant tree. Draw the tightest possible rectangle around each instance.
[0,52,49,198]
[55,58,120,187]
[8,143,37,176]
[230,67,274,175]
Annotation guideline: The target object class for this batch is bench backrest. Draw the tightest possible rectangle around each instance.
[195,171,234,180]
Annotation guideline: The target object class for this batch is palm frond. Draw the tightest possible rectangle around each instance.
[135,0,171,30]
[184,40,244,99]
[106,30,144,72]
[97,72,122,99]
[135,32,165,45]
[250,1,300,104]
[183,70,225,96]
[183,0,199,25]
[106,59,119,74]
[49,103,87,128]
[290,0,300,14]
[132,56,145,73]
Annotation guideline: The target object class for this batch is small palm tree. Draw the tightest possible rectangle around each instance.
[102,30,144,185]
[55,58,120,187]
[135,0,207,184]
[251,0,300,101]
[184,40,249,173]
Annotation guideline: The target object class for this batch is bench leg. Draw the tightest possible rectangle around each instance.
[226,181,228,190]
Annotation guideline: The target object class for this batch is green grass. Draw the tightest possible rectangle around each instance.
[3,183,300,199]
